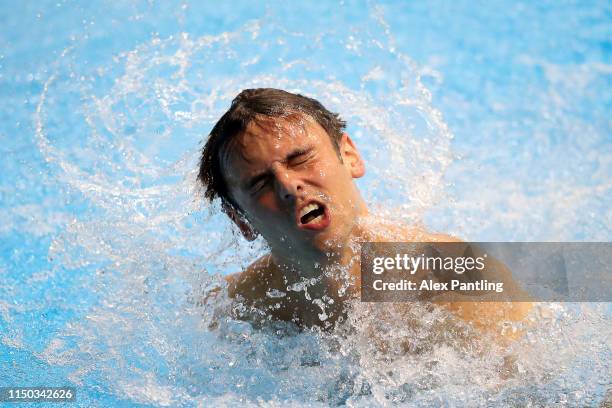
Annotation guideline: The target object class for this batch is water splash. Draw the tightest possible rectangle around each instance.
[1,2,609,406]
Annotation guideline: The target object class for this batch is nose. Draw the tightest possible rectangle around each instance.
[273,167,303,203]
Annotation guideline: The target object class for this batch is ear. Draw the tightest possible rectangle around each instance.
[222,202,259,242]
[339,133,365,178]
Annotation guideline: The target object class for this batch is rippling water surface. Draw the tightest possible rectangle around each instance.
[1,1,610,406]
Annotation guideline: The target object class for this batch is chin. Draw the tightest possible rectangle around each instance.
[310,227,350,256]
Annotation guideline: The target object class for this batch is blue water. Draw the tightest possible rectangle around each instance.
[1,1,610,406]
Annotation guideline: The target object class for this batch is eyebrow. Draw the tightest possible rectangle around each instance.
[243,146,314,190]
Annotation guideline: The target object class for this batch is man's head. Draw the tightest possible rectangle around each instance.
[198,88,367,262]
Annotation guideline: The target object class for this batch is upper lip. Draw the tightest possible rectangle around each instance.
[295,199,325,225]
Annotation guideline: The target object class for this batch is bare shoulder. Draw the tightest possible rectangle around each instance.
[366,218,462,243]
[225,253,276,302]
[404,227,463,243]
[373,219,534,338]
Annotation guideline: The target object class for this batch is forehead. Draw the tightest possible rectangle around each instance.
[240,114,325,157]
[221,114,332,178]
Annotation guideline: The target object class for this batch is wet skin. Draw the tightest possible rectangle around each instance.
[221,114,368,267]
[220,114,532,334]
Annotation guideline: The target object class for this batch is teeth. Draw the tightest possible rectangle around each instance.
[310,214,323,224]
[299,203,320,219]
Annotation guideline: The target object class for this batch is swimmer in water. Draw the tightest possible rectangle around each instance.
[198,88,532,337]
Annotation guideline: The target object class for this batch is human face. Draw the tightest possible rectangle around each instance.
[222,115,366,262]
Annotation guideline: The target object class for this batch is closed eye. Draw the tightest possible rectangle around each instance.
[287,147,314,166]
[244,147,314,195]
[252,179,269,194]
[247,173,271,195]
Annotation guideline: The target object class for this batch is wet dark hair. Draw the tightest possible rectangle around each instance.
[198,88,346,210]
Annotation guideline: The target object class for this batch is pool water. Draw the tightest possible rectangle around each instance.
[1,1,610,406]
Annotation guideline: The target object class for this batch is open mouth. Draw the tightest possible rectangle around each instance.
[297,201,330,230]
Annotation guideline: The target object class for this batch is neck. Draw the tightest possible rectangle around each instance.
[270,203,370,299]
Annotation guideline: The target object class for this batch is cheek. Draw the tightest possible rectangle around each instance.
[255,192,279,213]
[316,160,350,187]
[312,158,337,180]
[244,192,285,227]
